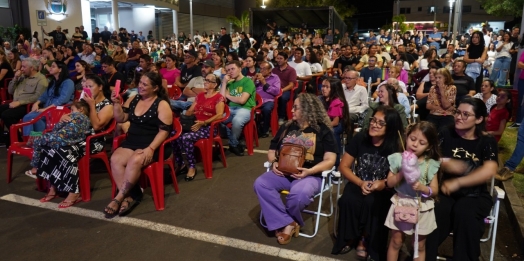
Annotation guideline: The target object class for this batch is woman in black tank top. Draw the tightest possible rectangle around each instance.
[464,31,488,93]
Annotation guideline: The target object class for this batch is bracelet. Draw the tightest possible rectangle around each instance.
[148,146,155,151]
[421,186,433,198]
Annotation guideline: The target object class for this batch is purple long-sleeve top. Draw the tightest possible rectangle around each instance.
[255,73,281,104]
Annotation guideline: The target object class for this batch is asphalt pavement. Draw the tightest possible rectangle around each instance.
[0,138,521,261]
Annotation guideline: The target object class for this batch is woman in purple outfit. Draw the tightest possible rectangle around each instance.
[253,93,338,245]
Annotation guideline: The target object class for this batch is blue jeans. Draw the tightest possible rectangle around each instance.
[22,111,46,136]
[517,79,524,123]
[490,56,511,86]
[117,60,138,76]
[170,100,193,113]
[505,118,524,170]
[278,90,290,119]
[223,106,251,147]
[258,101,274,135]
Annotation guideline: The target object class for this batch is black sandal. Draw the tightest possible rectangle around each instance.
[118,198,139,217]
[103,198,121,218]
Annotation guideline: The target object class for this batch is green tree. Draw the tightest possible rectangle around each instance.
[391,14,413,34]
[226,11,250,32]
[478,0,524,16]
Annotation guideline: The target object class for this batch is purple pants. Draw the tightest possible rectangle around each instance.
[172,126,211,168]
[253,170,322,231]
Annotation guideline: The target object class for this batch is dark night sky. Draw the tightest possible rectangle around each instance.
[351,0,394,30]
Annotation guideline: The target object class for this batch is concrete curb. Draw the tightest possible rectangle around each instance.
[500,179,524,255]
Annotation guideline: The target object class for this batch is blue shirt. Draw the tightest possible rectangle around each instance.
[39,78,75,107]
[428,33,442,49]
[360,67,382,83]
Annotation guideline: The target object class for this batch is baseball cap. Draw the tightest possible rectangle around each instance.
[220,27,226,30]
[202,59,215,68]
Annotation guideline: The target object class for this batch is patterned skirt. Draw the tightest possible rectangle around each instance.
[36,140,105,193]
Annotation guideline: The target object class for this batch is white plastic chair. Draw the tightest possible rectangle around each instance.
[436,177,505,261]
[259,163,340,238]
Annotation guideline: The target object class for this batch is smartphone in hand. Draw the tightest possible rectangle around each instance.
[83,87,92,97]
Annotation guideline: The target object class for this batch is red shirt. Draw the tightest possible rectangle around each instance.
[127,48,143,61]
[272,64,297,89]
[194,92,225,121]
[486,107,509,142]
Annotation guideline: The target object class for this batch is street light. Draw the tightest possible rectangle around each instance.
[448,0,455,37]
[261,0,266,8]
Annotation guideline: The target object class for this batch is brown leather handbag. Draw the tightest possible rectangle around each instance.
[276,143,306,175]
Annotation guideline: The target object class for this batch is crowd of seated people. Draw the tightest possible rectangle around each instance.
[2,23,523,260]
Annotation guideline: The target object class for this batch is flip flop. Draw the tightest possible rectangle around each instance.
[58,198,82,209]
[40,194,58,202]
[118,198,139,217]
[103,198,121,219]
[25,170,37,179]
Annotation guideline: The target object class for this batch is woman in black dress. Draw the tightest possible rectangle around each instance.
[238,32,251,60]
[332,105,404,260]
[104,72,173,217]
[426,98,498,260]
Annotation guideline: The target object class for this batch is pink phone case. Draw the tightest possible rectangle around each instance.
[114,79,121,94]
[83,88,92,97]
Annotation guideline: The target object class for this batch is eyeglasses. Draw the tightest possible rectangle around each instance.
[370,117,387,127]
[204,79,216,83]
[342,77,357,80]
[453,110,475,120]
[292,105,301,111]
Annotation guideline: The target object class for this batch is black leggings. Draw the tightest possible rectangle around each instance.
[425,192,492,261]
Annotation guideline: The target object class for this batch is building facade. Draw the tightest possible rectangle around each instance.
[397,0,513,33]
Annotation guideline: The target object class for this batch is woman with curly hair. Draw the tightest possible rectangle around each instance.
[254,92,338,245]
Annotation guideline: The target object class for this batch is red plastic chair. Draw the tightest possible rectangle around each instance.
[227,94,262,156]
[167,85,182,100]
[1,78,13,102]
[194,106,230,179]
[269,89,283,137]
[0,100,33,132]
[77,120,116,202]
[112,117,182,211]
[6,106,71,183]
[286,82,299,121]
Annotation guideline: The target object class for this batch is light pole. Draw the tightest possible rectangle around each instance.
[447,0,455,37]
[261,0,266,8]
[190,0,193,41]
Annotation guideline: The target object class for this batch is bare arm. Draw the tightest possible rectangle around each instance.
[416,82,429,99]
[487,119,507,136]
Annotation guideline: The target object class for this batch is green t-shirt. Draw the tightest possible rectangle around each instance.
[227,77,256,109]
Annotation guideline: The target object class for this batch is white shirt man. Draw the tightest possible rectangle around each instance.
[341,70,369,121]
[288,48,312,82]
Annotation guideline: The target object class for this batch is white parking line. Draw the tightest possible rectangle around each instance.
[1,194,342,261]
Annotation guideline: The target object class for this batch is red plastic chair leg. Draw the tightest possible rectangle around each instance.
[166,158,179,194]
[78,156,91,202]
[203,140,214,178]
[6,150,13,183]
[244,123,254,156]
[146,167,165,211]
[217,140,227,168]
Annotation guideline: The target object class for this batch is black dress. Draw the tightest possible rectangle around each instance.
[332,132,396,261]
[119,95,172,160]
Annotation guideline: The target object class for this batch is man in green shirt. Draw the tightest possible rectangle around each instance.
[220,60,256,156]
